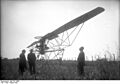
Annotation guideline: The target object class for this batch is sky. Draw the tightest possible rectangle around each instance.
[1,0,119,60]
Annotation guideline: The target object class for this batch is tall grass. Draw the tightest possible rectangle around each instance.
[1,58,120,80]
[96,60,119,79]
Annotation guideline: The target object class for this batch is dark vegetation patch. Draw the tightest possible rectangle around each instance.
[1,58,120,80]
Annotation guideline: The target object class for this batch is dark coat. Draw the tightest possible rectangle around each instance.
[27,52,36,75]
[77,51,85,66]
[27,53,36,64]
[19,53,27,72]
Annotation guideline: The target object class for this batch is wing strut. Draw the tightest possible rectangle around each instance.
[70,22,84,45]
[60,22,85,46]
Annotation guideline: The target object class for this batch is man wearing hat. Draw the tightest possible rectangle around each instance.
[27,49,36,75]
[19,49,27,76]
[77,46,85,76]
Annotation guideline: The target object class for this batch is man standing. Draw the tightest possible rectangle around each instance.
[19,49,27,76]
[27,49,36,75]
[77,47,85,76]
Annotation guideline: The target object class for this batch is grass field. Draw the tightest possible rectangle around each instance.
[1,58,120,80]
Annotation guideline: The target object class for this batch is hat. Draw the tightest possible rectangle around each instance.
[79,46,84,51]
[30,49,33,52]
[22,49,26,52]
